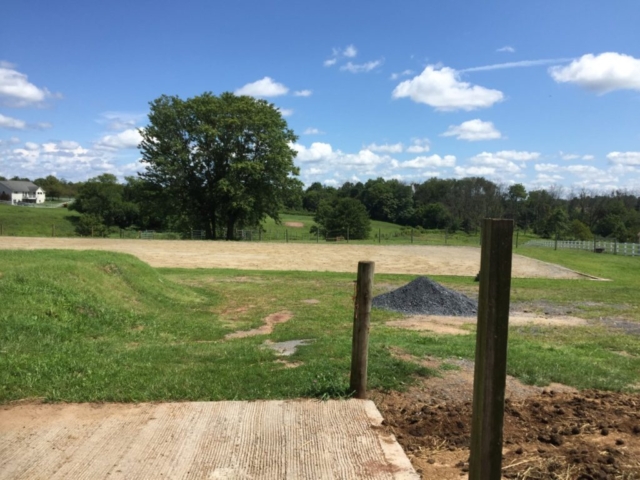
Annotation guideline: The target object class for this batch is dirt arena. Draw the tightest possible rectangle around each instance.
[0,237,589,278]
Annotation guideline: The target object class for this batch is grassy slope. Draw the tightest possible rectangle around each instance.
[0,204,79,237]
[1,247,639,403]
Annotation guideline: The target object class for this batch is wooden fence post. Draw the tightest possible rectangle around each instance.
[1,223,3,236]
[378,228,381,244]
[554,232,558,251]
[52,224,55,237]
[350,261,375,399]
[411,229,413,244]
[286,229,288,243]
[469,218,514,480]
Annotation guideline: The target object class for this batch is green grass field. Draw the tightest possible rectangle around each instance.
[0,203,79,237]
[1,246,638,404]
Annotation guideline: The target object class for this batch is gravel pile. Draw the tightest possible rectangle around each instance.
[372,276,477,317]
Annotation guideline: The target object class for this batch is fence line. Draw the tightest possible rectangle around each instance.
[525,239,639,257]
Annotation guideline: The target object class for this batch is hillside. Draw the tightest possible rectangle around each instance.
[0,204,79,237]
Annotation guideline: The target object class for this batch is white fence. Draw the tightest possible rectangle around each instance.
[526,239,639,256]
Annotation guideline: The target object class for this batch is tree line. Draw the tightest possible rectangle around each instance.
[3,92,638,243]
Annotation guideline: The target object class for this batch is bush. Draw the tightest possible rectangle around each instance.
[75,214,108,237]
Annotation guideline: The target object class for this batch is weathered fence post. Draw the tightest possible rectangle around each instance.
[411,229,413,244]
[614,239,617,255]
[445,231,448,245]
[378,228,381,244]
[350,261,375,399]
[316,229,319,243]
[286,229,288,243]
[554,232,558,251]
[52,224,55,237]
[469,218,514,480]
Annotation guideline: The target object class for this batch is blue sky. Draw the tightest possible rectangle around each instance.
[1,0,639,191]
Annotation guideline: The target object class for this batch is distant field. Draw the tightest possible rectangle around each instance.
[0,204,79,237]
[0,204,540,247]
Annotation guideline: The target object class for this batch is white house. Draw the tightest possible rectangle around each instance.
[0,180,46,204]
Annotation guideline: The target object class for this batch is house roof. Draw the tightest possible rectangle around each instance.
[0,180,43,193]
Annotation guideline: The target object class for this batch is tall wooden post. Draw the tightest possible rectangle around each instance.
[378,228,381,244]
[411,229,413,244]
[316,229,319,243]
[469,219,513,480]
[554,232,558,251]
[286,229,288,243]
[350,261,375,399]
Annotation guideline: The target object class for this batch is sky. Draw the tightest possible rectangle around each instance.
[1,0,639,192]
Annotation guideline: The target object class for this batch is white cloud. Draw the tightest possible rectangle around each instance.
[293,89,312,97]
[454,165,498,177]
[340,60,383,73]
[390,69,414,81]
[0,139,143,180]
[303,127,323,135]
[561,153,580,160]
[291,142,334,163]
[441,119,502,141]
[365,142,403,153]
[549,52,640,93]
[344,45,357,58]
[0,113,26,129]
[406,138,430,154]
[99,111,145,131]
[491,150,540,161]
[235,77,289,97]
[607,151,640,166]
[392,65,504,111]
[402,154,456,169]
[324,45,358,67]
[534,163,562,172]
[95,129,142,150]
[461,58,573,73]
[0,63,59,107]
[277,108,293,117]
[497,46,515,53]
[0,113,52,130]
[469,153,521,173]
[582,155,595,161]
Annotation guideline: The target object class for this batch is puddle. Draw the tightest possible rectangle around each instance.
[262,339,313,356]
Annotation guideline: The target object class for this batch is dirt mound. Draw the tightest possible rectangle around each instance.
[373,276,477,317]
[376,389,640,479]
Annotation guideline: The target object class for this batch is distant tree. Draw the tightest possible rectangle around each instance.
[303,182,337,212]
[413,203,451,230]
[10,176,30,181]
[568,219,592,240]
[313,197,371,239]
[139,92,299,239]
[34,175,65,199]
[0,176,6,181]
[545,207,570,239]
[70,174,138,229]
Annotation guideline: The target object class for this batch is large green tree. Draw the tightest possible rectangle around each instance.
[313,197,371,239]
[139,92,299,239]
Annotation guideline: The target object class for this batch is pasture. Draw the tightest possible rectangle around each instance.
[1,239,638,477]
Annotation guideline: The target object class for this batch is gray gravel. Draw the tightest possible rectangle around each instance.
[372,276,478,317]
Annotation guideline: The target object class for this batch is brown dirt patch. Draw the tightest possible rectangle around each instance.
[372,356,640,479]
[301,299,320,304]
[387,313,588,335]
[225,310,293,339]
[284,222,305,228]
[0,237,589,278]
[275,359,303,368]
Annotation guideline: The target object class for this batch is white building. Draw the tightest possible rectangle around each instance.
[0,180,46,204]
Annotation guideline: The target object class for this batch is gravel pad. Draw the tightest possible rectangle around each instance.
[372,276,478,317]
